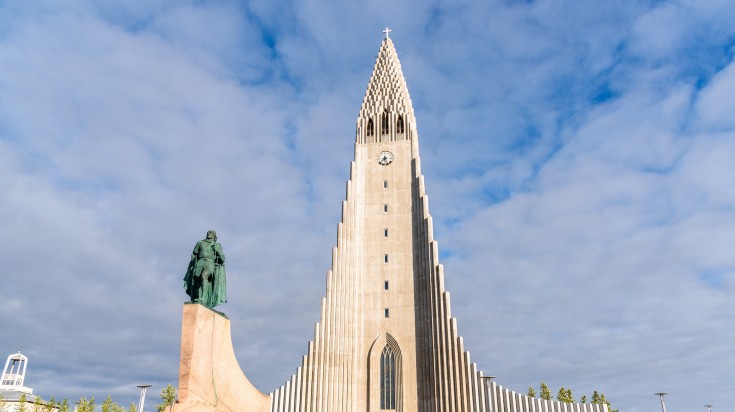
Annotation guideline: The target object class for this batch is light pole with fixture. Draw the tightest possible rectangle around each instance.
[481,376,496,412]
[654,392,667,412]
[137,384,152,412]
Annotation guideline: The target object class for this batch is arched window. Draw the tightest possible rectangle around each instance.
[381,109,389,135]
[396,115,404,134]
[380,346,396,409]
[367,118,374,136]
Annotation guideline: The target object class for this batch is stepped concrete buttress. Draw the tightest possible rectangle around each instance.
[176,304,270,412]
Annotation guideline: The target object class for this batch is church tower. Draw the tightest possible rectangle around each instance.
[174,31,610,412]
[270,32,490,412]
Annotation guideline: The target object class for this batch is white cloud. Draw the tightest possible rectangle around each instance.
[695,59,735,131]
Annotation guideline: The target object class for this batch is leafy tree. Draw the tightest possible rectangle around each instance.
[43,397,57,412]
[598,393,617,412]
[539,382,552,401]
[128,402,138,412]
[598,393,609,407]
[32,396,51,412]
[102,395,114,412]
[18,393,28,412]
[101,395,126,412]
[56,399,70,412]
[76,397,95,412]
[532,383,615,412]
[557,387,574,403]
[556,387,566,403]
[588,390,618,412]
[527,386,536,398]
[155,384,177,412]
[32,397,42,412]
[0,393,7,410]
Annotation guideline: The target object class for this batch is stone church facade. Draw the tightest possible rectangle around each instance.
[270,35,479,411]
[176,35,609,412]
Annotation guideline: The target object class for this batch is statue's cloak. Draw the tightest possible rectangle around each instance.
[211,262,227,306]
[184,259,196,299]
[183,239,227,308]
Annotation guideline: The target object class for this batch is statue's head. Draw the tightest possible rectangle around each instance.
[206,230,217,241]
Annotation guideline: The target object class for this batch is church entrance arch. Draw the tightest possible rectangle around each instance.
[368,332,403,411]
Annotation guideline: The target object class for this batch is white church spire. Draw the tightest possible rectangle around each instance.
[357,32,416,144]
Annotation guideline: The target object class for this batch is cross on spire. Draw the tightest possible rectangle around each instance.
[383,27,392,39]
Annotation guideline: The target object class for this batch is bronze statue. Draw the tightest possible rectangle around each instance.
[184,230,227,308]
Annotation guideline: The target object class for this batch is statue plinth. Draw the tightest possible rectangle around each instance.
[176,304,270,412]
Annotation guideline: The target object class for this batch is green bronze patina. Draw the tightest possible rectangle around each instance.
[184,230,227,308]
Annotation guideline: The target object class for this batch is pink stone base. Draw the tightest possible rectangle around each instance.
[176,304,270,412]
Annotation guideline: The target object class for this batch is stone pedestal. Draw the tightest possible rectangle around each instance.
[176,304,270,412]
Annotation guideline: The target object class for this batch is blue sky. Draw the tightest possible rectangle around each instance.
[1,1,734,411]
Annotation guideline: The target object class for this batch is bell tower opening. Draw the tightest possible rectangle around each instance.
[381,109,390,135]
[367,118,375,136]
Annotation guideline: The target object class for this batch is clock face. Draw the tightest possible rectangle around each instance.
[378,151,394,166]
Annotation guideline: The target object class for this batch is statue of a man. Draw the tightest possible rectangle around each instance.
[184,230,227,308]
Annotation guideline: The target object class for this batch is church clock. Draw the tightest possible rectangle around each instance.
[377,151,394,165]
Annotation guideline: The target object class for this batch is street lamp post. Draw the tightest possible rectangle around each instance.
[654,392,667,412]
[705,404,713,412]
[137,384,152,412]
[481,376,496,412]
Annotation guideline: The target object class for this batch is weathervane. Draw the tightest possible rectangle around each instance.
[383,27,392,39]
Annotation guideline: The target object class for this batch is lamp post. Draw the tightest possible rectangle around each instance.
[705,404,713,412]
[137,384,152,412]
[481,376,496,412]
[654,392,667,412]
